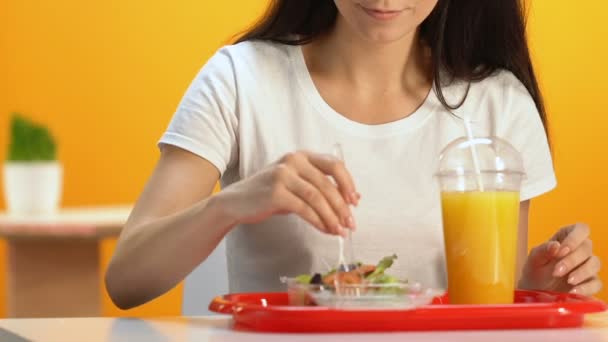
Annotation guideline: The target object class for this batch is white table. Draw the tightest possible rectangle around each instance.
[0,314,607,342]
[0,206,131,318]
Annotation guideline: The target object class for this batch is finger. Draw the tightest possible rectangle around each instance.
[567,255,601,286]
[305,153,358,205]
[553,239,593,277]
[571,277,603,296]
[550,225,573,242]
[296,160,355,230]
[283,173,345,236]
[528,240,561,267]
[331,143,359,211]
[281,151,354,228]
[279,188,329,234]
[555,223,590,258]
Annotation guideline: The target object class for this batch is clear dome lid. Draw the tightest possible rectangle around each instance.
[436,137,525,192]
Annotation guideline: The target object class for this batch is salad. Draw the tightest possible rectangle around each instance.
[287,254,438,309]
[294,254,405,288]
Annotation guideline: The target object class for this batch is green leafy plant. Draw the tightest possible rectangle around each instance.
[6,113,57,162]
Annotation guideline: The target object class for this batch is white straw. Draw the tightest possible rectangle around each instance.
[463,116,485,192]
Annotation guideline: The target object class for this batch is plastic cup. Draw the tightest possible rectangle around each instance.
[436,137,525,304]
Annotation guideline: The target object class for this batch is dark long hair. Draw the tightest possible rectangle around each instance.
[236,0,548,135]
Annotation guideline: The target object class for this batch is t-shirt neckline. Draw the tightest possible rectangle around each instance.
[289,44,437,138]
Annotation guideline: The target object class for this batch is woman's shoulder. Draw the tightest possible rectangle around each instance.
[438,69,534,114]
[188,40,296,101]
[214,40,294,73]
[435,69,540,137]
[225,40,292,56]
[472,69,532,102]
[441,69,529,98]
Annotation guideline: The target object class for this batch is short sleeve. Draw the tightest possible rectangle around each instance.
[158,47,238,175]
[497,72,557,201]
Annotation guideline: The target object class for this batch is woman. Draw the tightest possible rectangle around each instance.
[105,0,601,309]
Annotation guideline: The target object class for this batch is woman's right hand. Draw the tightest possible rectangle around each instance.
[216,151,359,236]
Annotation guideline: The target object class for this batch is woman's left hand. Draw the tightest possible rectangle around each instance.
[519,223,602,296]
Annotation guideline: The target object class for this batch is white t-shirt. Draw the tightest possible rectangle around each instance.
[159,41,556,293]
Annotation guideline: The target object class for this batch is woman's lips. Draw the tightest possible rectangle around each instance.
[361,7,405,20]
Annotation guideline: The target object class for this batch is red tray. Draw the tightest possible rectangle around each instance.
[209,290,607,332]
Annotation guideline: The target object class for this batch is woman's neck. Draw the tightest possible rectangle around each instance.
[304,16,432,98]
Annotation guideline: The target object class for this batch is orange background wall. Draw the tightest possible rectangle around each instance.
[526,1,608,301]
[0,0,267,316]
[0,1,606,316]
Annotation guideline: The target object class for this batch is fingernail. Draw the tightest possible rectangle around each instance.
[550,242,561,254]
[558,247,571,258]
[570,288,578,294]
[349,192,358,205]
[554,264,566,277]
[568,276,576,285]
[335,224,344,234]
[346,216,356,230]
[340,216,349,228]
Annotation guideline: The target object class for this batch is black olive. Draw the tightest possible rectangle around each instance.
[310,273,322,284]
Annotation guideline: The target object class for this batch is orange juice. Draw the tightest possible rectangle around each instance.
[441,191,520,304]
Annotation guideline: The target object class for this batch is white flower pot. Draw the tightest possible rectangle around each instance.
[3,162,63,216]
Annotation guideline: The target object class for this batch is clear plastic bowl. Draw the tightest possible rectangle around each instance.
[282,277,442,310]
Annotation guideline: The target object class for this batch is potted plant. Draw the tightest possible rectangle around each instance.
[3,113,62,215]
